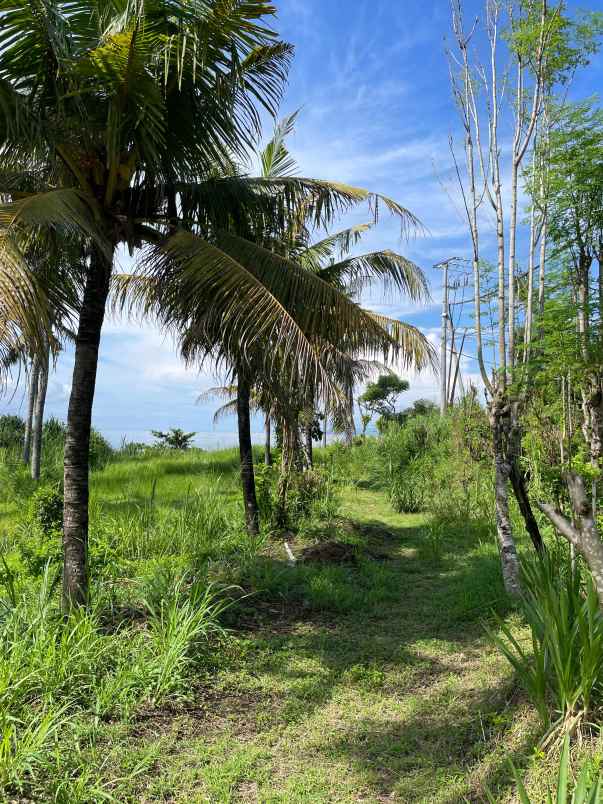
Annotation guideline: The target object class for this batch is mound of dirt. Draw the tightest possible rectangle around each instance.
[299,541,358,564]
[298,540,391,565]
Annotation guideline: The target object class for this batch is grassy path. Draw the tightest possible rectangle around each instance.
[102,486,538,803]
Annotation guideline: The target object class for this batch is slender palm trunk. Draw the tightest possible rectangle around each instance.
[23,358,39,465]
[275,415,296,530]
[63,246,113,608]
[31,338,50,481]
[264,413,272,466]
[237,375,259,537]
[304,425,313,469]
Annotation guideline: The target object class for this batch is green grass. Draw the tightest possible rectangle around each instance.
[0,446,601,801]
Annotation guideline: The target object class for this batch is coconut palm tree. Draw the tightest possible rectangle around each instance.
[1,0,430,605]
[115,113,430,539]
[0,0,297,605]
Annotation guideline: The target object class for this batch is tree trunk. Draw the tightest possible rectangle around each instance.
[489,396,522,597]
[275,415,296,530]
[237,374,260,537]
[63,246,113,609]
[509,462,544,554]
[508,404,544,554]
[23,358,39,465]
[304,425,313,469]
[31,338,50,481]
[264,413,272,466]
[539,472,603,606]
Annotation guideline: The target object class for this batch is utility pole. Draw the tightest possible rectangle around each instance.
[435,258,471,414]
[435,259,451,416]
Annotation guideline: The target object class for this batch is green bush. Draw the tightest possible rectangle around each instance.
[0,415,25,450]
[489,550,603,732]
[89,428,114,470]
[29,482,63,534]
[16,483,64,576]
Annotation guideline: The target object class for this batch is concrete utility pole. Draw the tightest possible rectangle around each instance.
[435,259,452,416]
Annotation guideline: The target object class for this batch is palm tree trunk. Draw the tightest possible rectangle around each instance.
[31,337,50,481]
[305,425,313,469]
[63,246,113,608]
[237,374,260,537]
[264,413,272,466]
[23,358,39,465]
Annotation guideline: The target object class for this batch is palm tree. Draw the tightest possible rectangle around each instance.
[0,0,297,606]
[2,0,431,604]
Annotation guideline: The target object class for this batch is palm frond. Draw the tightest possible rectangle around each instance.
[0,189,109,255]
[366,311,437,372]
[0,235,50,378]
[319,251,430,302]
[197,385,238,405]
[298,224,372,269]
[212,398,239,424]
[260,110,299,179]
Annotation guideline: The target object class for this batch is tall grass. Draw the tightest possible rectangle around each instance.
[0,559,233,799]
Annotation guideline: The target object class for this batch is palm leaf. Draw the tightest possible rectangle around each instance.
[365,311,436,371]
[0,189,110,255]
[261,110,299,179]
[318,250,430,302]
[298,224,372,269]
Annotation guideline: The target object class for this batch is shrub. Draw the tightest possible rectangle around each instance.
[16,483,64,576]
[0,415,25,450]
[489,551,603,733]
[42,417,67,443]
[151,428,197,450]
[89,428,114,470]
[29,482,63,534]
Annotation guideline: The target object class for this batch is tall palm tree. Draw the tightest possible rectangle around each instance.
[0,0,296,606]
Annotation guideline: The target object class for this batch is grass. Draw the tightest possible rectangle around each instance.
[0,445,602,801]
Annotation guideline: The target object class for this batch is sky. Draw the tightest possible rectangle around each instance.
[2,0,602,447]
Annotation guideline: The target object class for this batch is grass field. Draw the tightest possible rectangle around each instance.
[1,447,601,802]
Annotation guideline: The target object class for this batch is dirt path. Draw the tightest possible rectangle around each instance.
[110,488,535,803]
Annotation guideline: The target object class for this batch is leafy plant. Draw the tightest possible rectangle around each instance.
[485,735,602,803]
[0,415,25,450]
[151,428,197,451]
[489,551,603,733]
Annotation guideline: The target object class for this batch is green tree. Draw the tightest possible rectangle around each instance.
[0,0,298,606]
[358,375,410,428]
[151,428,196,451]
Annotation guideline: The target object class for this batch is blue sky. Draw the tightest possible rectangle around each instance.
[2,0,602,447]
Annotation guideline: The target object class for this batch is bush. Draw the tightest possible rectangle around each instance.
[29,482,63,534]
[379,414,450,513]
[42,417,67,443]
[89,428,114,470]
[0,415,25,450]
[489,550,603,733]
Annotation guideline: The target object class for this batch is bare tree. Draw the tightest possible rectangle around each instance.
[448,0,552,594]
